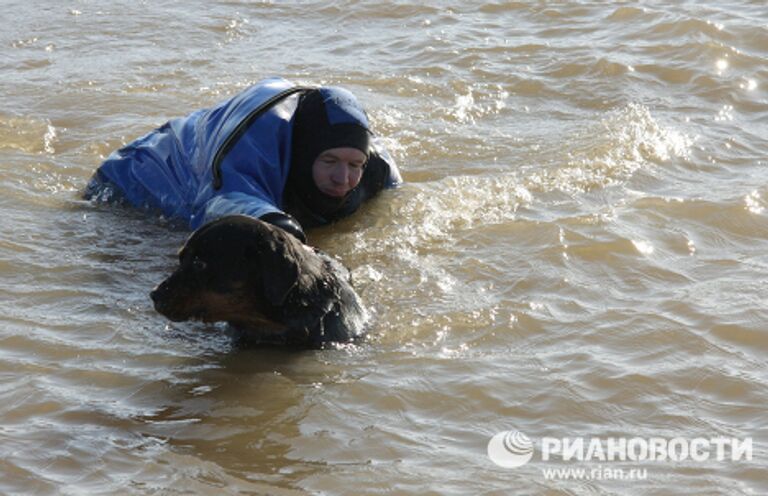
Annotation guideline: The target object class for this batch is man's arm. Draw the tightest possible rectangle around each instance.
[194,192,306,243]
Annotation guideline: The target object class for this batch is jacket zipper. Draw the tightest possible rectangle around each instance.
[211,85,311,190]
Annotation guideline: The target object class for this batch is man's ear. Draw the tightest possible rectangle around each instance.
[248,236,300,306]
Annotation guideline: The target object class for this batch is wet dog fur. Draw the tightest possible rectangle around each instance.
[150,215,368,348]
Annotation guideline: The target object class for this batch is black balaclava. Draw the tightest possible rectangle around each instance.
[288,87,371,220]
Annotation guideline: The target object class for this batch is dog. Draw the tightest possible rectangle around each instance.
[150,215,368,348]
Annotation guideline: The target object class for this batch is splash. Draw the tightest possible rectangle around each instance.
[744,190,764,214]
[527,103,693,194]
[341,103,692,261]
[43,124,57,154]
[451,90,476,124]
[0,114,58,155]
[352,174,532,253]
[445,83,509,124]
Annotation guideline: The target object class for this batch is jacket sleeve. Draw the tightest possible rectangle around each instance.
[353,137,402,202]
[372,137,403,188]
[196,194,306,242]
[190,96,296,230]
[194,191,282,229]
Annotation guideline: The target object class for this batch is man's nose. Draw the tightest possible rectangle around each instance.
[331,164,349,184]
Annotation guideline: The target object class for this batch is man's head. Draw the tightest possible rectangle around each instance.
[312,146,367,198]
[289,87,372,217]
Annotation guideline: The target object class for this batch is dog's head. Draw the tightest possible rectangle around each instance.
[150,215,306,331]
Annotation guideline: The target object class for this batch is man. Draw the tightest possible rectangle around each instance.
[85,77,401,242]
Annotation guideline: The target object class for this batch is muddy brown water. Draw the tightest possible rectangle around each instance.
[1,2,767,494]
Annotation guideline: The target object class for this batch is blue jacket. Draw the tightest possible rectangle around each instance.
[86,77,401,229]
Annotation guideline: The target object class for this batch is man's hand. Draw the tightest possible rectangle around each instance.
[260,211,307,243]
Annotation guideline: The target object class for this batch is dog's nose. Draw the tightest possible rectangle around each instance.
[150,284,163,304]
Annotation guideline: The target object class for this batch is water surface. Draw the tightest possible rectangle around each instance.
[1,1,767,494]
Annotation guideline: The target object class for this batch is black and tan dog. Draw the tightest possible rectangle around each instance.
[150,215,368,348]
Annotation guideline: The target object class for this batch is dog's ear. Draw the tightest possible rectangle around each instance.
[248,235,300,306]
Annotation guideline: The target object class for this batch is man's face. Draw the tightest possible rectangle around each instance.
[312,147,367,198]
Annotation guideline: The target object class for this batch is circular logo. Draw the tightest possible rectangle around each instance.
[487,430,534,468]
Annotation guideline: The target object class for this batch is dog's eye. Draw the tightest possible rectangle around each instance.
[192,259,207,272]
